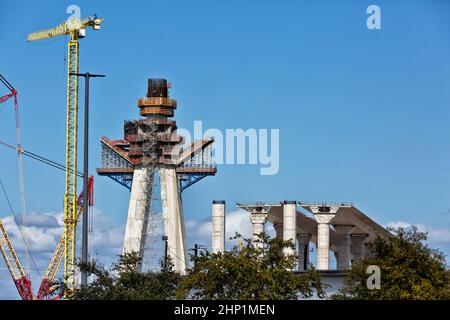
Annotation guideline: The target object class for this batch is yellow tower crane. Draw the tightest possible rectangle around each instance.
[27,15,103,297]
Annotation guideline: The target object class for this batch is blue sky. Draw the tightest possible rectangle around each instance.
[0,0,450,298]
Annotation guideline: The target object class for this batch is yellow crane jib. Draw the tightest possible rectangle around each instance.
[27,14,103,298]
[27,15,103,42]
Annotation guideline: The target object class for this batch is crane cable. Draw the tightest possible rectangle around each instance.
[15,95,29,280]
[0,75,30,279]
[0,178,41,278]
[0,139,82,178]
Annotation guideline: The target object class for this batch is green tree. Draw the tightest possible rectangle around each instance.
[177,234,325,300]
[61,252,182,300]
[333,226,450,300]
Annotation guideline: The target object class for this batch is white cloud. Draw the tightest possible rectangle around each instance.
[17,211,60,228]
[186,209,275,251]
[2,212,63,252]
[386,221,450,243]
[0,208,123,299]
[186,209,251,250]
[89,208,125,256]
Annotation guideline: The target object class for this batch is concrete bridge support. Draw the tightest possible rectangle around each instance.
[297,233,311,271]
[273,223,283,239]
[282,201,297,257]
[351,233,368,262]
[282,201,297,271]
[123,167,153,271]
[212,200,226,253]
[250,213,268,252]
[312,206,338,270]
[160,167,187,274]
[334,225,354,270]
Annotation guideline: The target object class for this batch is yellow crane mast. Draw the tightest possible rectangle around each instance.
[37,176,93,300]
[27,15,103,297]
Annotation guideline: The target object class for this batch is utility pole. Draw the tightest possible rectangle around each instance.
[70,72,105,287]
[162,235,168,269]
[189,244,207,257]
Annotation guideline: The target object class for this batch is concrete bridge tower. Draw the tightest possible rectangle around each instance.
[97,78,216,273]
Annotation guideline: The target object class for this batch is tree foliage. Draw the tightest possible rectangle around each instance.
[65,234,324,300]
[62,252,182,300]
[333,226,450,300]
[177,234,324,300]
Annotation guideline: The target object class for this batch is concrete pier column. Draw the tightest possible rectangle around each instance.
[250,213,268,251]
[334,225,354,270]
[297,233,311,271]
[312,206,338,270]
[351,233,368,262]
[333,251,339,268]
[273,223,283,239]
[160,167,187,274]
[282,201,297,258]
[123,167,153,271]
[212,200,226,253]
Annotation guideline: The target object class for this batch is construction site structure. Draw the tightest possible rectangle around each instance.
[0,176,93,300]
[236,201,393,271]
[27,14,103,295]
[37,176,94,300]
[97,79,216,273]
[219,201,394,295]
[0,74,29,278]
[0,219,33,300]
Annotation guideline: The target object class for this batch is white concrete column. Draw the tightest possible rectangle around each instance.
[160,167,187,274]
[297,233,311,271]
[282,201,297,258]
[312,206,338,271]
[334,225,354,270]
[351,233,368,262]
[250,213,268,251]
[123,167,153,271]
[273,223,283,239]
[212,200,226,253]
